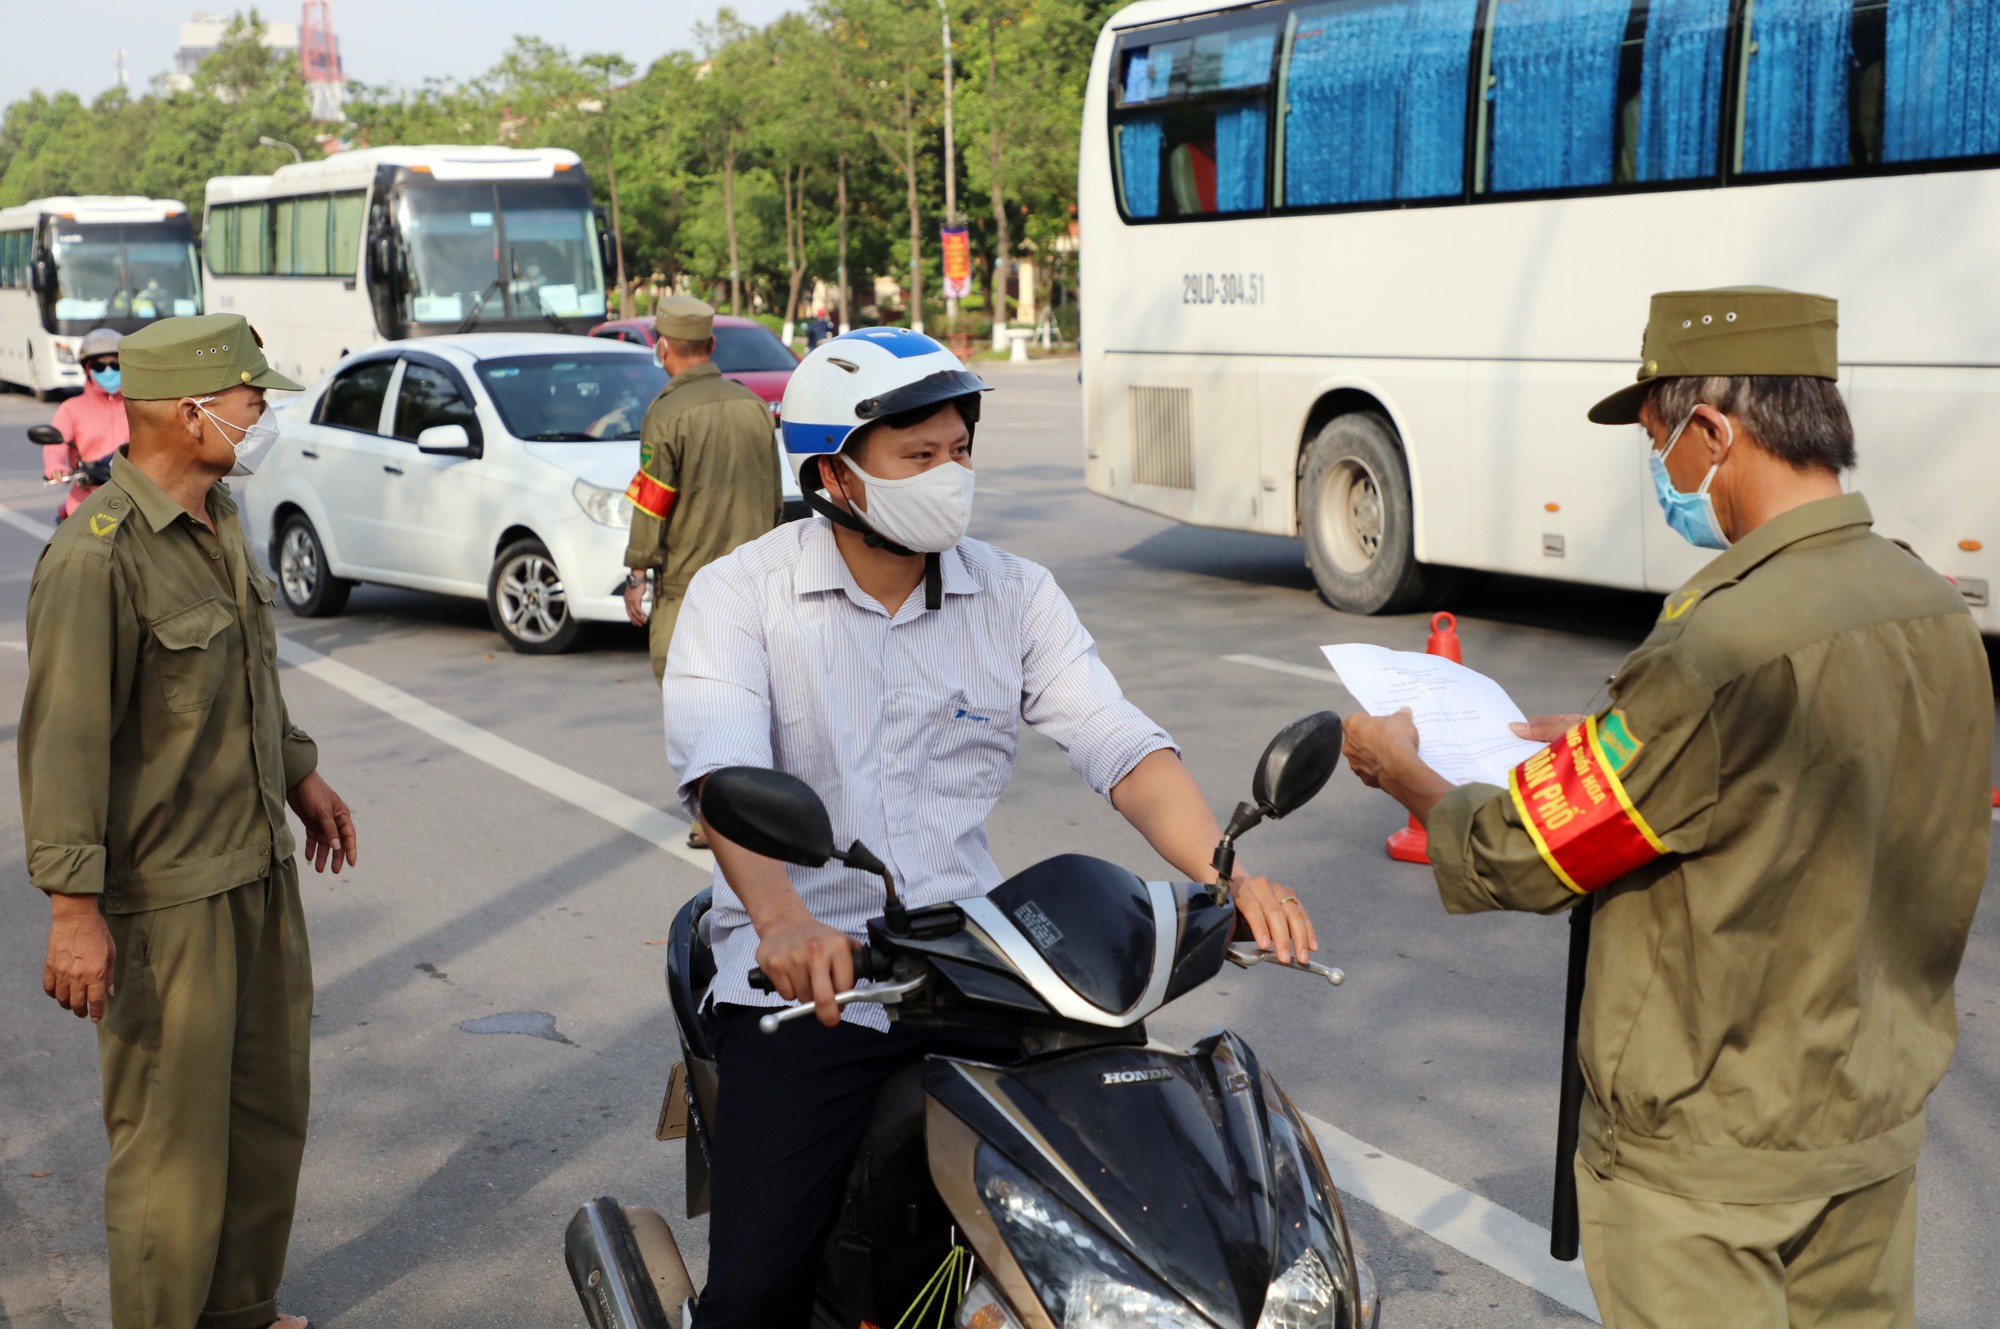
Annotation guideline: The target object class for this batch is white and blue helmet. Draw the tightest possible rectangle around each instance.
[779,327,990,457]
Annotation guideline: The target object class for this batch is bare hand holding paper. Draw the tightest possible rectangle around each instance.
[1320,643,1547,787]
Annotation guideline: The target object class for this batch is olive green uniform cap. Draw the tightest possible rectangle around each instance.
[119,313,304,401]
[1588,286,1839,426]
[653,294,716,342]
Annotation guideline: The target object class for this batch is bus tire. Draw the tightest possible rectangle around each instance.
[487,537,584,655]
[275,513,352,617]
[1299,411,1443,615]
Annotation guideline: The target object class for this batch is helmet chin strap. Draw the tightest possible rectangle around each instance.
[800,454,942,611]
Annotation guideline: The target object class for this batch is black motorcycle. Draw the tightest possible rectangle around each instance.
[28,423,113,507]
[566,712,1381,1329]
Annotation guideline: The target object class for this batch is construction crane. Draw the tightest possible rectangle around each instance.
[300,0,343,122]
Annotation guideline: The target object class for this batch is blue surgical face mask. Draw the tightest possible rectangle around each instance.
[1649,409,1732,551]
[90,366,121,394]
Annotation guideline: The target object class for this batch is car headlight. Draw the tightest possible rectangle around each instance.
[54,341,77,365]
[572,477,632,528]
[975,1145,1196,1327]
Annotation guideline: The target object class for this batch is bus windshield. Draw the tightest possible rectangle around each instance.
[49,220,202,321]
[395,181,607,328]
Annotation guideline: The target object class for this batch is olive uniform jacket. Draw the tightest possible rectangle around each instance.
[20,453,317,913]
[623,361,782,598]
[1429,493,1990,1205]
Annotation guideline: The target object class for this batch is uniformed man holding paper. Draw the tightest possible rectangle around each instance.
[621,295,783,686]
[23,313,358,1329]
[1340,288,1991,1328]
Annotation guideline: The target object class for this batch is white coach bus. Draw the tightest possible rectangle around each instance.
[203,145,613,385]
[0,196,202,398]
[1079,0,2000,632]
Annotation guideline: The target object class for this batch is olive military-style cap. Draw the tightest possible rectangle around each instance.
[653,294,716,342]
[1588,286,1839,426]
[119,313,304,401]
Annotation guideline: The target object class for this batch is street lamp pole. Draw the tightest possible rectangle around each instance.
[938,0,959,328]
[257,135,303,164]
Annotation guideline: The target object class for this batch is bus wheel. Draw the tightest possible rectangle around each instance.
[1300,411,1442,615]
[276,514,352,617]
[488,538,583,654]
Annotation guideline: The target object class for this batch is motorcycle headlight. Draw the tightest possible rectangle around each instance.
[1258,1091,1368,1329]
[1259,1248,1338,1329]
[975,1145,1199,1327]
[572,477,632,528]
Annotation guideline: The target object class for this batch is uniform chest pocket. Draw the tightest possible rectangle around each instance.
[149,597,235,713]
[925,697,1019,801]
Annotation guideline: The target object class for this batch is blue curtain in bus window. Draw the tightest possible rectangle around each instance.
[1883,0,2000,162]
[1120,116,1165,217]
[1214,104,1269,210]
[1488,0,1630,193]
[1220,27,1277,87]
[1636,0,1730,179]
[1283,0,1476,206]
[1739,0,1851,172]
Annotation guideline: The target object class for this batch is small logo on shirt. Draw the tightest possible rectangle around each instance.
[953,708,991,724]
[88,513,120,538]
[1013,900,1064,949]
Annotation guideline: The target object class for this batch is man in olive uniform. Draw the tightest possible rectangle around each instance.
[622,295,783,685]
[23,313,360,1329]
[1341,288,1990,1329]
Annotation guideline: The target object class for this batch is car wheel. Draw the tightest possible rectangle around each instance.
[488,538,583,654]
[276,513,352,617]
[1299,411,1452,615]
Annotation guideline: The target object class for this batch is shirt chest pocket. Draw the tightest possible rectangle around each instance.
[925,696,1019,801]
[149,597,235,713]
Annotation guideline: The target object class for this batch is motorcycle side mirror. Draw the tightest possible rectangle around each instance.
[699,766,836,868]
[1252,710,1345,821]
[27,425,63,448]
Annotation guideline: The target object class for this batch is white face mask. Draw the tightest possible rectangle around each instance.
[195,397,278,476]
[841,458,975,553]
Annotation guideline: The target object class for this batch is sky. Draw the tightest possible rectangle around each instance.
[0,0,800,110]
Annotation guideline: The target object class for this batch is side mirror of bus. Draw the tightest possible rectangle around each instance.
[369,233,398,285]
[29,253,56,295]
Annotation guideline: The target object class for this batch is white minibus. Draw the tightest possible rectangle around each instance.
[204,145,613,385]
[1079,0,2000,631]
[0,196,201,397]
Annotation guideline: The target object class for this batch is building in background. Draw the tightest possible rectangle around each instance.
[166,10,301,92]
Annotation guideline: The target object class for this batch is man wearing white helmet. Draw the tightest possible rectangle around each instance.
[663,327,1319,1327]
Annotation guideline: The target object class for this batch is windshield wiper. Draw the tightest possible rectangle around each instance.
[455,276,505,334]
[522,431,598,441]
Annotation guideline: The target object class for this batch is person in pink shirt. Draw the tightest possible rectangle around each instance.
[44,328,126,520]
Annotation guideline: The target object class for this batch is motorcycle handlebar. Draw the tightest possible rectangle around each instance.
[747,944,895,994]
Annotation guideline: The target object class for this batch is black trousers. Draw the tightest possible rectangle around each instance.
[691,1005,1007,1329]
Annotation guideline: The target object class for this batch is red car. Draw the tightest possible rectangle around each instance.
[587,314,798,410]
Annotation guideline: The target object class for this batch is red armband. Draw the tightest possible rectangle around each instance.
[625,472,677,520]
[1507,712,1664,894]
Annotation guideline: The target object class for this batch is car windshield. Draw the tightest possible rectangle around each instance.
[474,353,666,442]
[50,220,203,320]
[712,323,797,373]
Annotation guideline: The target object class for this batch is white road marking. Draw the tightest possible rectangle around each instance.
[1223,652,1342,685]
[273,636,713,873]
[1303,1113,1600,1320]
[0,499,1600,1315]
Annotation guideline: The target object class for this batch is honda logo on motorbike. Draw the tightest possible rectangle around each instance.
[1102,1068,1173,1086]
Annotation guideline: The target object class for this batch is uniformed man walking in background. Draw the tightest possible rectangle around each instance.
[622,295,782,689]
[23,314,359,1329]
[1340,288,1990,1329]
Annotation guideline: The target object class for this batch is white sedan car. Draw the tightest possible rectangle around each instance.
[242,333,799,653]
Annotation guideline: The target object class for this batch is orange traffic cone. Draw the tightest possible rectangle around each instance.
[1388,612,1461,864]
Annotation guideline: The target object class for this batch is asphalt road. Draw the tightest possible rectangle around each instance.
[0,362,1994,1329]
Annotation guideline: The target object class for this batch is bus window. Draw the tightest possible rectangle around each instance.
[497,182,607,319]
[1112,18,1278,218]
[1882,0,2000,163]
[1482,0,1635,194]
[210,202,272,276]
[1632,0,1731,181]
[50,222,201,320]
[1737,0,1853,173]
[1279,0,1478,207]
[396,181,606,326]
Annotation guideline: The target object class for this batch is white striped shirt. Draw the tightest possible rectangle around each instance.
[662,517,1176,1028]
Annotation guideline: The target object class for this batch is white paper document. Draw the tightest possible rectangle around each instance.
[1320,643,1548,787]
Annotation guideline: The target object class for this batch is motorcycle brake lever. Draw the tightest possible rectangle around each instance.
[757,974,928,1034]
[1226,940,1345,987]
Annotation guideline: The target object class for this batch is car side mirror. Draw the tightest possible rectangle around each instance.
[416,423,479,457]
[1252,711,1345,821]
[699,767,837,868]
[27,425,63,448]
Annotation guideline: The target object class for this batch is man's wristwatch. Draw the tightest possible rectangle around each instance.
[624,570,649,590]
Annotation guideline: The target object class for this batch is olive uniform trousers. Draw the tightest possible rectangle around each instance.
[1576,1157,1918,1329]
[648,589,685,685]
[97,861,313,1329]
